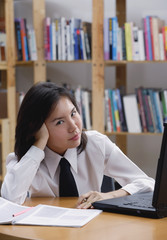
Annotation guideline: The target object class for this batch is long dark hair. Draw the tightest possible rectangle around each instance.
[15,82,87,161]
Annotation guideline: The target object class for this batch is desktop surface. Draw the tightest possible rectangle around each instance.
[0,197,167,240]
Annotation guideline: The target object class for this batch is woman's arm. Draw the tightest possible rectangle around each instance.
[76,189,129,209]
[1,124,49,204]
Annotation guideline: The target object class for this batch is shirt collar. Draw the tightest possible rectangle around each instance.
[44,147,78,179]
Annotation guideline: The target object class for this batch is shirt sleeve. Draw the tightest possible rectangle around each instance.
[1,146,44,204]
[103,136,155,194]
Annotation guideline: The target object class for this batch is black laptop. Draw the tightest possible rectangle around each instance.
[92,123,167,218]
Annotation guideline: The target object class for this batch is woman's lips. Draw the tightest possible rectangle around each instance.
[69,133,80,141]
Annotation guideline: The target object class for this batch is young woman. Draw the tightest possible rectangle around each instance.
[1,82,154,208]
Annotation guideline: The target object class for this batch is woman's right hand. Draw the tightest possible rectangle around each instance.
[34,123,49,150]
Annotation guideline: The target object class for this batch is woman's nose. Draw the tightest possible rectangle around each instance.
[68,119,77,132]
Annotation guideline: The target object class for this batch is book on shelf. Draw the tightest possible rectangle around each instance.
[108,89,117,132]
[141,88,154,132]
[104,89,113,132]
[104,88,128,133]
[112,16,118,60]
[44,17,91,61]
[104,18,109,60]
[15,18,37,61]
[103,15,167,62]
[82,21,91,60]
[124,22,133,61]
[104,87,167,134]
[123,94,142,133]
[135,87,148,132]
[0,32,6,61]
[132,26,140,61]
[112,89,121,132]
[151,16,165,61]
[0,197,102,227]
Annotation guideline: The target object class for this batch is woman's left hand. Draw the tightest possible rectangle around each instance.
[76,189,129,209]
[76,191,108,209]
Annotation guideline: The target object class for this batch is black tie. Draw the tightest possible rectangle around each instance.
[59,158,79,197]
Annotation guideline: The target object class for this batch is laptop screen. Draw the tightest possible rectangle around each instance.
[152,123,167,208]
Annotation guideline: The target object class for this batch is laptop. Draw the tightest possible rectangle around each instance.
[92,123,167,218]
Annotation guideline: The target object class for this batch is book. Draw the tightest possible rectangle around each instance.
[104,89,113,132]
[141,88,154,132]
[132,26,140,61]
[123,94,142,133]
[0,197,101,227]
[0,32,6,61]
[138,29,145,61]
[125,22,133,61]
[82,21,91,60]
[109,18,112,59]
[112,16,118,60]
[15,18,23,61]
[135,87,147,132]
[104,18,110,60]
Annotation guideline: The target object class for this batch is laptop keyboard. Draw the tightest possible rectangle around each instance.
[123,196,154,209]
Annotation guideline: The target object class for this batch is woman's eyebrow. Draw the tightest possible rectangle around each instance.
[51,107,76,122]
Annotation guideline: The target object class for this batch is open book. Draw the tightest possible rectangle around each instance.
[0,197,102,227]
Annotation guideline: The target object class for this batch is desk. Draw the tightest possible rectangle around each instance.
[0,197,167,240]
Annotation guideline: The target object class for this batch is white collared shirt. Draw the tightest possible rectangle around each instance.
[1,131,154,204]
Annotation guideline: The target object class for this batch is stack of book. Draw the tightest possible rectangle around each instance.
[15,18,37,61]
[44,17,91,61]
[104,16,167,61]
[105,87,167,133]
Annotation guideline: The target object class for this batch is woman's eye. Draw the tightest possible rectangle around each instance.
[56,120,63,125]
[71,110,77,117]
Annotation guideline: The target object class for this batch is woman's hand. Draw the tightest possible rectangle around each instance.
[34,123,49,150]
[76,189,129,209]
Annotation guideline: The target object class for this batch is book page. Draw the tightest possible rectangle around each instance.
[14,204,102,227]
[0,197,29,224]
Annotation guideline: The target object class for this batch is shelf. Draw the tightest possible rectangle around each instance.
[105,60,167,66]
[0,62,7,70]
[105,131,163,136]
[16,61,34,66]
[46,60,92,64]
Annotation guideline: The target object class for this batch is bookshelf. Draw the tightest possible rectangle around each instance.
[0,0,166,181]
[0,0,46,182]
[92,0,128,153]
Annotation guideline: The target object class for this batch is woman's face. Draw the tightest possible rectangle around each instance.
[45,97,82,155]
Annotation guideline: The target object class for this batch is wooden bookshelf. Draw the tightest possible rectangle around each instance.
[0,0,166,182]
[0,119,10,181]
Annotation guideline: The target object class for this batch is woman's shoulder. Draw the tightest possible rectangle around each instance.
[85,130,108,142]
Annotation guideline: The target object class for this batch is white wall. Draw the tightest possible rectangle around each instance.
[14,0,167,178]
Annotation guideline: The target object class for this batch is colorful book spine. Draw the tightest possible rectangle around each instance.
[109,89,117,131]
[112,89,121,132]
[146,16,153,60]
[104,18,109,60]
[125,22,133,61]
[112,16,118,60]
[15,18,22,61]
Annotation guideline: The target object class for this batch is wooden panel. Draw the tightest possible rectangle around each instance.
[116,0,127,154]
[33,0,46,83]
[92,0,104,133]
[5,0,16,151]
[0,119,10,180]
[116,0,126,26]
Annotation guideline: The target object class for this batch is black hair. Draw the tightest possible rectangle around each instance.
[15,81,87,160]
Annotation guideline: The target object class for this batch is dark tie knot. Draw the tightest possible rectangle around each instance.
[59,158,70,168]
